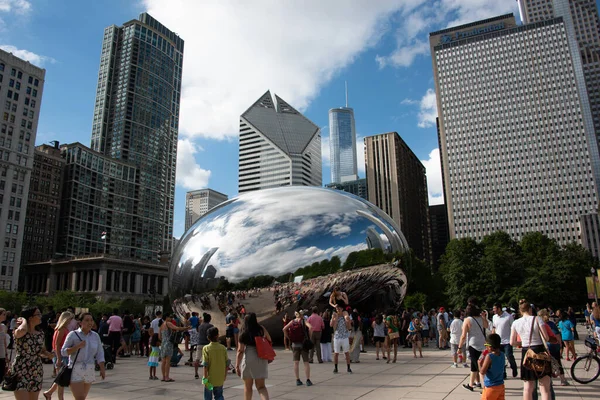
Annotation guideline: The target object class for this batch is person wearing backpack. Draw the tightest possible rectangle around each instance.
[283,311,313,386]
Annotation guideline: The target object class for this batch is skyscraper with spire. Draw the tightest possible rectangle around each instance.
[238,91,322,193]
[329,83,358,184]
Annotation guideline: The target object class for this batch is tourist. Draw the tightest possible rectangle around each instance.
[307,307,324,363]
[510,299,552,400]
[385,309,399,363]
[449,310,466,368]
[421,311,430,347]
[437,307,449,350]
[538,309,568,386]
[459,304,488,391]
[478,334,505,400]
[320,310,333,362]
[159,313,188,382]
[349,311,362,363]
[283,311,313,386]
[203,327,228,400]
[584,303,592,328]
[282,313,291,351]
[11,307,53,399]
[149,310,162,336]
[226,310,240,351]
[331,301,352,373]
[236,312,271,400]
[195,313,214,379]
[130,314,141,356]
[0,308,7,384]
[328,286,349,308]
[140,316,151,357]
[43,311,74,400]
[106,309,123,360]
[557,311,576,361]
[61,313,105,400]
[491,303,517,378]
[148,333,160,380]
[372,314,387,360]
[408,317,423,358]
[429,309,438,347]
[567,307,579,340]
[400,310,412,348]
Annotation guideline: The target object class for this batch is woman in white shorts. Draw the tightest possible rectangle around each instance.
[62,313,105,399]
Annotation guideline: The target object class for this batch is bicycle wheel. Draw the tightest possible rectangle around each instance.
[571,354,600,384]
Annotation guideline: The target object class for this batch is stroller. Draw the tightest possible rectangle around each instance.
[96,344,115,370]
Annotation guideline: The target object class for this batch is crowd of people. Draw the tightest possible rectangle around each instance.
[0,295,597,400]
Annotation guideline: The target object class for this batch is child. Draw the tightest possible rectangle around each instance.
[148,333,160,380]
[450,311,467,368]
[408,317,423,358]
[478,333,505,400]
[202,327,228,400]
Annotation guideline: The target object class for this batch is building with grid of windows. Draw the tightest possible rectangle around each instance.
[21,143,65,268]
[325,178,367,200]
[430,14,599,245]
[580,213,600,259]
[90,13,183,261]
[0,49,45,290]
[238,91,322,193]
[517,0,600,159]
[365,132,431,263]
[329,107,358,184]
[429,204,450,269]
[185,188,228,231]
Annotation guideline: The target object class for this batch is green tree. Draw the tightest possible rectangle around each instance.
[439,237,484,308]
[403,292,427,310]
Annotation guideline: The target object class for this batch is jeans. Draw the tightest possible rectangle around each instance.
[204,386,224,400]
[500,344,518,375]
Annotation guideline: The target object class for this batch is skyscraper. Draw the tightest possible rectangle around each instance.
[238,91,322,193]
[365,132,431,263]
[185,188,228,231]
[517,0,600,194]
[0,49,45,290]
[329,88,358,183]
[430,14,599,245]
[91,13,184,260]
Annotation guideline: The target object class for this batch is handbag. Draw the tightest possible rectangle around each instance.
[536,320,561,378]
[255,335,276,361]
[1,369,20,391]
[301,321,314,352]
[388,332,400,339]
[522,317,553,378]
[55,332,82,387]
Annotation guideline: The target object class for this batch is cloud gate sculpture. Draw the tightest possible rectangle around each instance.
[170,187,409,340]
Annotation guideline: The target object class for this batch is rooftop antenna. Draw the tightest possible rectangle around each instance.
[345,81,348,107]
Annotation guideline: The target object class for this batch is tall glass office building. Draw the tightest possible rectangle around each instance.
[329,107,358,184]
[90,13,184,261]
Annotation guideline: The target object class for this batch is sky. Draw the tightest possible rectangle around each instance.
[0,0,578,238]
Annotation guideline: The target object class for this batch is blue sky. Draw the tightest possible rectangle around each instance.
[2,0,591,238]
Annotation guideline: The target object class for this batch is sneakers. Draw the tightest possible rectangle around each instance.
[474,383,482,389]
[462,384,474,392]
[306,379,313,386]
[347,367,353,374]
[452,363,457,368]
[463,363,469,368]
[195,374,199,379]
[296,379,303,386]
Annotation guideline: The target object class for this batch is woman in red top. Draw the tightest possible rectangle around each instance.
[43,311,75,400]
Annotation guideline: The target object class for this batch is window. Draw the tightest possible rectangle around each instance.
[32,89,37,98]
[30,100,35,108]
[34,79,39,87]
[12,225,17,234]
[5,224,10,234]
[15,82,20,90]
[26,87,31,95]
[17,71,22,79]
[8,267,13,276]
[8,253,14,262]
[2,113,7,122]
[24,98,29,106]
[13,93,18,101]
[6,90,11,99]
[8,79,14,88]
[10,69,15,77]
[28,76,32,84]
[0,64,4,71]
[16,198,21,208]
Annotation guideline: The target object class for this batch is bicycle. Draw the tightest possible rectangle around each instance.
[570,337,600,384]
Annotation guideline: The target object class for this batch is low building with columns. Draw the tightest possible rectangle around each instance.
[23,255,168,300]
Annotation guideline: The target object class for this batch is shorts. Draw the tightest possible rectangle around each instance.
[122,334,131,344]
[226,328,234,338]
[333,338,350,354]
[481,384,505,400]
[468,346,482,372]
[451,343,466,356]
[292,346,308,362]
[194,345,205,363]
[421,329,429,338]
[233,327,239,334]
[373,336,385,343]
[71,363,96,383]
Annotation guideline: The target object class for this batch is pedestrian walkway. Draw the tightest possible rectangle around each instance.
[2,341,596,400]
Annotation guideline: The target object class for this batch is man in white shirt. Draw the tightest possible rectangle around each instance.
[150,310,163,336]
[492,303,517,378]
[449,311,467,367]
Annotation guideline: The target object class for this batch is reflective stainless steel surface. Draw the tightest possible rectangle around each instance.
[170,186,409,338]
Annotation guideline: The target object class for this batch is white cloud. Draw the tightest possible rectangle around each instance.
[176,139,211,190]
[0,0,31,14]
[400,98,418,105]
[417,88,437,128]
[0,45,55,67]
[421,148,444,205]
[143,0,424,140]
[376,0,519,68]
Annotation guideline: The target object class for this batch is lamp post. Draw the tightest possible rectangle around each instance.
[592,267,598,304]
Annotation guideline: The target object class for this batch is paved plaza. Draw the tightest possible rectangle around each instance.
[1,339,597,400]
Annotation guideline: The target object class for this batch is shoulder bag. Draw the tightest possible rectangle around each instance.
[1,348,19,391]
[55,332,82,387]
[255,329,276,361]
[302,320,314,352]
[522,317,553,378]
